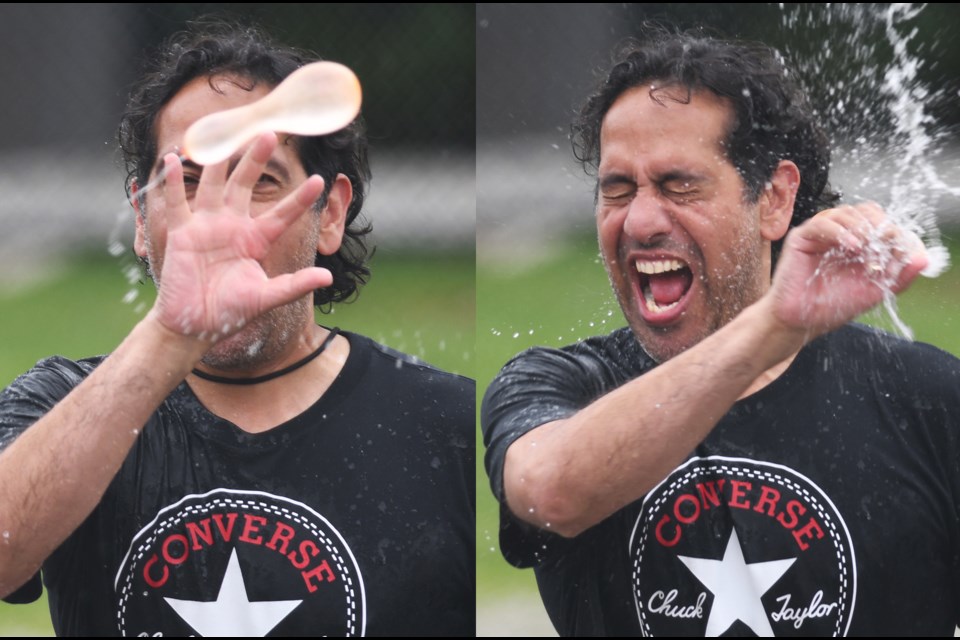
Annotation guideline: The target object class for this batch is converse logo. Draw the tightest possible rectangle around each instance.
[629,457,856,636]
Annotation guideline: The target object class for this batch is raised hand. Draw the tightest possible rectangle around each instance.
[766,203,929,338]
[145,132,332,344]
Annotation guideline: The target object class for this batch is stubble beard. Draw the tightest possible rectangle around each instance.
[199,297,312,371]
[616,236,767,365]
[199,228,321,372]
[142,210,321,373]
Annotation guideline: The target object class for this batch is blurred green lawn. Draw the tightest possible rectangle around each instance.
[475,232,960,634]
[0,248,474,636]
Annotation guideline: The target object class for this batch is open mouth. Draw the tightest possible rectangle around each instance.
[635,259,693,314]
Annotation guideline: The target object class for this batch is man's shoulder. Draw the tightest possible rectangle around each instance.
[0,355,107,451]
[341,331,474,428]
[812,323,960,407]
[495,326,653,386]
[345,330,474,389]
[2,355,105,402]
[481,327,652,448]
[828,323,960,372]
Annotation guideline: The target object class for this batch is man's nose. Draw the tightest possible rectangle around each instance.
[623,191,673,244]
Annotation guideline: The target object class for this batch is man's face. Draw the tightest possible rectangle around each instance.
[135,73,330,370]
[597,86,775,363]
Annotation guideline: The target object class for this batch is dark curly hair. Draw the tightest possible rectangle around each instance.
[119,19,371,309]
[572,26,840,264]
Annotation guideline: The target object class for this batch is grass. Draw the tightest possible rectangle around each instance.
[0,249,474,636]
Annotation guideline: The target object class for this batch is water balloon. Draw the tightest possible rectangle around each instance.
[183,61,362,165]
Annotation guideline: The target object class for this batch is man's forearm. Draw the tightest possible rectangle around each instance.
[503,298,804,537]
[501,204,929,538]
[0,317,205,597]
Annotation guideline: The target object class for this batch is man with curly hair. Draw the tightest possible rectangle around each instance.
[0,22,474,636]
[483,29,959,636]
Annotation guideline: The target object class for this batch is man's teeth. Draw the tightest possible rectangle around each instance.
[636,259,687,313]
[635,259,686,275]
[643,288,680,313]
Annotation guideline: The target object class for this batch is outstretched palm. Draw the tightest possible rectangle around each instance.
[146,133,331,344]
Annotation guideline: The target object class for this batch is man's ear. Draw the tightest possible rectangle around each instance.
[131,179,148,258]
[317,174,353,255]
[759,160,800,243]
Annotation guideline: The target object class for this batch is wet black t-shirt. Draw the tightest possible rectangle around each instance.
[2,332,475,636]
[482,324,960,636]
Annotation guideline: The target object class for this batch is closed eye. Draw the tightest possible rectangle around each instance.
[601,188,635,203]
[598,174,636,204]
[660,178,702,202]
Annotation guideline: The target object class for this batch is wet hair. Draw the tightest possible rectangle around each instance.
[572,26,840,264]
[118,19,371,309]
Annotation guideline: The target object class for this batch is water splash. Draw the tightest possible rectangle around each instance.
[876,4,954,275]
[782,3,957,338]
[105,161,176,308]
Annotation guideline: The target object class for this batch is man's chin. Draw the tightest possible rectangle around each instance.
[200,327,270,372]
[634,335,689,364]
[195,299,312,373]
[628,316,707,364]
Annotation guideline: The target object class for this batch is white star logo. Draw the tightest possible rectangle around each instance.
[164,548,302,637]
[678,528,795,636]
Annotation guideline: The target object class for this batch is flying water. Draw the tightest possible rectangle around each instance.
[781,3,958,338]
[106,162,177,312]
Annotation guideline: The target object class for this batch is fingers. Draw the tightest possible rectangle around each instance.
[890,237,930,294]
[193,132,277,215]
[789,213,861,254]
[258,267,334,312]
[793,203,919,257]
[194,154,228,213]
[224,133,278,212]
[161,154,190,229]
[254,175,326,243]
[788,203,929,293]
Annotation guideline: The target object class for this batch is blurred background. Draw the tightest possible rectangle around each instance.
[3,3,960,637]
[477,3,960,636]
[0,4,474,635]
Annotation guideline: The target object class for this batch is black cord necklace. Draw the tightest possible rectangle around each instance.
[191,327,340,386]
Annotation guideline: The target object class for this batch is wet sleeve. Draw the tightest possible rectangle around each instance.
[0,357,92,451]
[481,345,624,567]
[0,357,92,604]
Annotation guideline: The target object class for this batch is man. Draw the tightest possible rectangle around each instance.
[482,29,960,636]
[0,24,474,636]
